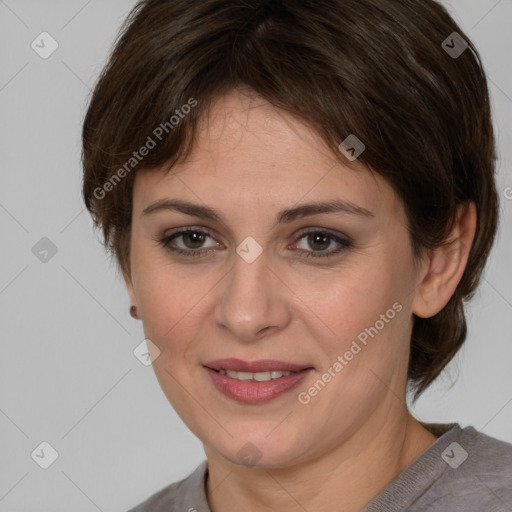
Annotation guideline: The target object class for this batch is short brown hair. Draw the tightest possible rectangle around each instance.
[82,0,499,399]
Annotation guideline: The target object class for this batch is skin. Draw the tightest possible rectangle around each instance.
[124,88,476,512]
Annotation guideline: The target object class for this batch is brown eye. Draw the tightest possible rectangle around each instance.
[306,233,332,251]
[294,230,352,259]
[158,227,220,257]
[181,231,208,249]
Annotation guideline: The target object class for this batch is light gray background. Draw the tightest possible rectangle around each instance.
[0,1,511,510]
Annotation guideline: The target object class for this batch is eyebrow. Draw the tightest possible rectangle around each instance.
[141,198,375,226]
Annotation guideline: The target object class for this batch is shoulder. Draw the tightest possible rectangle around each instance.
[125,481,181,512]
[414,427,512,512]
[125,461,208,512]
[457,426,512,485]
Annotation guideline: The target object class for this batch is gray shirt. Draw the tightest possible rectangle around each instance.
[126,423,512,511]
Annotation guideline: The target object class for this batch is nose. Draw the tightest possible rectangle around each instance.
[213,247,292,342]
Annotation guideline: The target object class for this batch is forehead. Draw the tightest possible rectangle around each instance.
[190,89,340,173]
[133,89,402,222]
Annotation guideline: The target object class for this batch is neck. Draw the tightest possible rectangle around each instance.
[205,405,438,512]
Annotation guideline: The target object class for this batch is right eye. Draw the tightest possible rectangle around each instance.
[158,227,222,257]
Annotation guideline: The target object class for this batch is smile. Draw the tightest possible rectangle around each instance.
[203,359,314,404]
[217,369,294,381]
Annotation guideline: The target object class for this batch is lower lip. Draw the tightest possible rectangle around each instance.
[204,367,314,404]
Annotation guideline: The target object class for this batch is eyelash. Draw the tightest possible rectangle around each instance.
[156,227,352,259]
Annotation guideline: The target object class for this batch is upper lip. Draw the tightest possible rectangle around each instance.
[203,358,313,373]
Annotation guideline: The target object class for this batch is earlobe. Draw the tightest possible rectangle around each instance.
[123,270,138,317]
[412,202,477,319]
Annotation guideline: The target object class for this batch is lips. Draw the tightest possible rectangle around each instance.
[204,364,314,404]
[203,358,312,373]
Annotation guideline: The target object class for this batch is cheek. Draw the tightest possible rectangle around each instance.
[313,265,400,338]
[305,255,412,384]
[130,242,198,345]
[136,273,204,352]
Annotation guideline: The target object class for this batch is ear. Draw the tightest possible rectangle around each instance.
[412,202,477,319]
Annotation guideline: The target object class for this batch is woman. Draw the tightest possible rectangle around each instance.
[81,0,512,510]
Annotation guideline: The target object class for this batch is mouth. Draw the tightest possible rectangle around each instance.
[203,358,314,402]
[209,368,297,381]
[203,358,313,382]
[204,358,313,376]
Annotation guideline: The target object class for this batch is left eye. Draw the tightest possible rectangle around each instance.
[292,230,352,258]
[158,228,351,258]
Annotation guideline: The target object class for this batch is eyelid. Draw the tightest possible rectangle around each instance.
[161,225,351,242]
[157,226,352,258]
[289,227,352,258]
[161,226,221,252]
[292,226,352,243]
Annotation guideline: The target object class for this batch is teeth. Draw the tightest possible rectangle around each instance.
[219,369,293,380]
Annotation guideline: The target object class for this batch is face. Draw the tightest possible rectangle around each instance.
[126,89,427,468]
